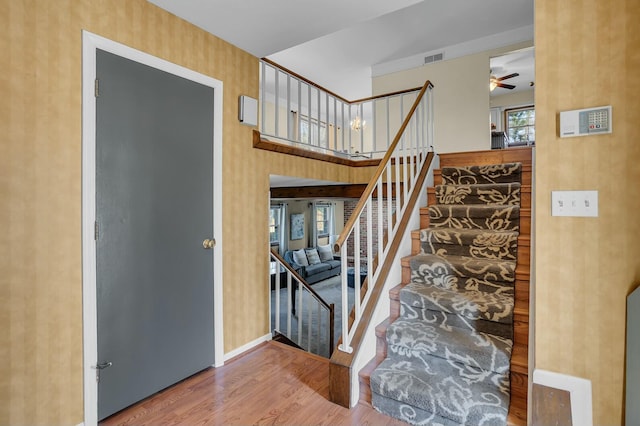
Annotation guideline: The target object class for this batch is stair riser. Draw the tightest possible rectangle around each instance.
[438,147,533,168]
[421,211,530,234]
[427,205,521,232]
[410,255,517,286]
[412,232,531,268]
[440,163,522,185]
[436,168,532,187]
[409,268,515,296]
[400,305,513,341]
[435,184,521,206]
[428,187,531,209]
[420,238,518,261]
[401,260,529,287]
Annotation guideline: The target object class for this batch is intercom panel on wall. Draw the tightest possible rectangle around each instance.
[559,105,612,138]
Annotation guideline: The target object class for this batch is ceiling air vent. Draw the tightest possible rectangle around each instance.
[424,53,444,64]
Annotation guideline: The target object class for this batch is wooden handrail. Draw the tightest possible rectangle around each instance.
[333,80,433,253]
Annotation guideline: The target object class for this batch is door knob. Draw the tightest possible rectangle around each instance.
[202,238,215,249]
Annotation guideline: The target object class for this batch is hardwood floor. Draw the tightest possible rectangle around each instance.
[101,341,406,426]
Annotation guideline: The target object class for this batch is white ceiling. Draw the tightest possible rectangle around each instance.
[148,0,534,99]
[147,0,535,188]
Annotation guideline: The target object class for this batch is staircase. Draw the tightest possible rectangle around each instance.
[359,148,531,426]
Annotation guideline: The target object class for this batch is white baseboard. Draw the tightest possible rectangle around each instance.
[222,333,272,363]
[532,368,592,426]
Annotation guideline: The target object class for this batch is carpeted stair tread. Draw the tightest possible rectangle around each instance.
[386,317,513,374]
[410,267,515,297]
[371,353,509,425]
[441,163,522,185]
[372,392,483,426]
[428,204,520,231]
[400,305,513,341]
[400,281,514,325]
[435,182,521,206]
[410,253,516,285]
[420,228,518,260]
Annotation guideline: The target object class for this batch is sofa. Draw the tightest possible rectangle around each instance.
[283,245,341,284]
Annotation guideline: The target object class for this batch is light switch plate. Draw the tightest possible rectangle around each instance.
[551,190,598,217]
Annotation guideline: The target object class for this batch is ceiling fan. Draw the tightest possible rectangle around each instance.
[489,72,519,91]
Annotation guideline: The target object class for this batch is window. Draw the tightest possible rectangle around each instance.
[269,206,282,244]
[505,106,535,145]
[315,204,330,238]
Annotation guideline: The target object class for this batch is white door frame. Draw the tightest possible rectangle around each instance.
[81,31,224,426]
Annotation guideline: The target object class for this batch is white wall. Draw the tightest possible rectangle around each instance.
[490,89,535,131]
[490,89,534,109]
[276,199,345,250]
[372,41,533,153]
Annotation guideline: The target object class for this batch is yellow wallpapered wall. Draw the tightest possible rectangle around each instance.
[534,0,640,423]
[0,1,376,424]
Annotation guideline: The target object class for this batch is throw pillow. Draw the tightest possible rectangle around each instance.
[305,248,321,265]
[317,244,334,262]
[292,249,309,266]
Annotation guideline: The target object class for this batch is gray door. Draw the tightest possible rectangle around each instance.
[96,49,215,420]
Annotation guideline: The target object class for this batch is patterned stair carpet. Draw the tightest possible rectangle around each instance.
[370,163,522,426]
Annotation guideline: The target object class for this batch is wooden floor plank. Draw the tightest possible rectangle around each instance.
[100,341,406,426]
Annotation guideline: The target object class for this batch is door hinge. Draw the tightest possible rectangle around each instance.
[94,78,99,97]
[92,361,112,383]
[94,221,99,240]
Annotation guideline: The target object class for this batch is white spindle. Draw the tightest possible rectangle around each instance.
[286,274,292,338]
[286,75,291,140]
[274,260,280,332]
[297,80,302,143]
[339,240,352,353]
[354,217,361,323]
[386,164,393,235]
[376,178,383,263]
[274,70,279,136]
[307,292,312,352]
[297,280,303,341]
[366,196,373,288]
[260,62,266,134]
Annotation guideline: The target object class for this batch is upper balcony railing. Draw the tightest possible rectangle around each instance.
[260,59,424,159]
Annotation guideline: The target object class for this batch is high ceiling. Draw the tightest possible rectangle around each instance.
[147,0,534,99]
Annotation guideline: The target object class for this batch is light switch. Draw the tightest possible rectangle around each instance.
[551,191,598,217]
